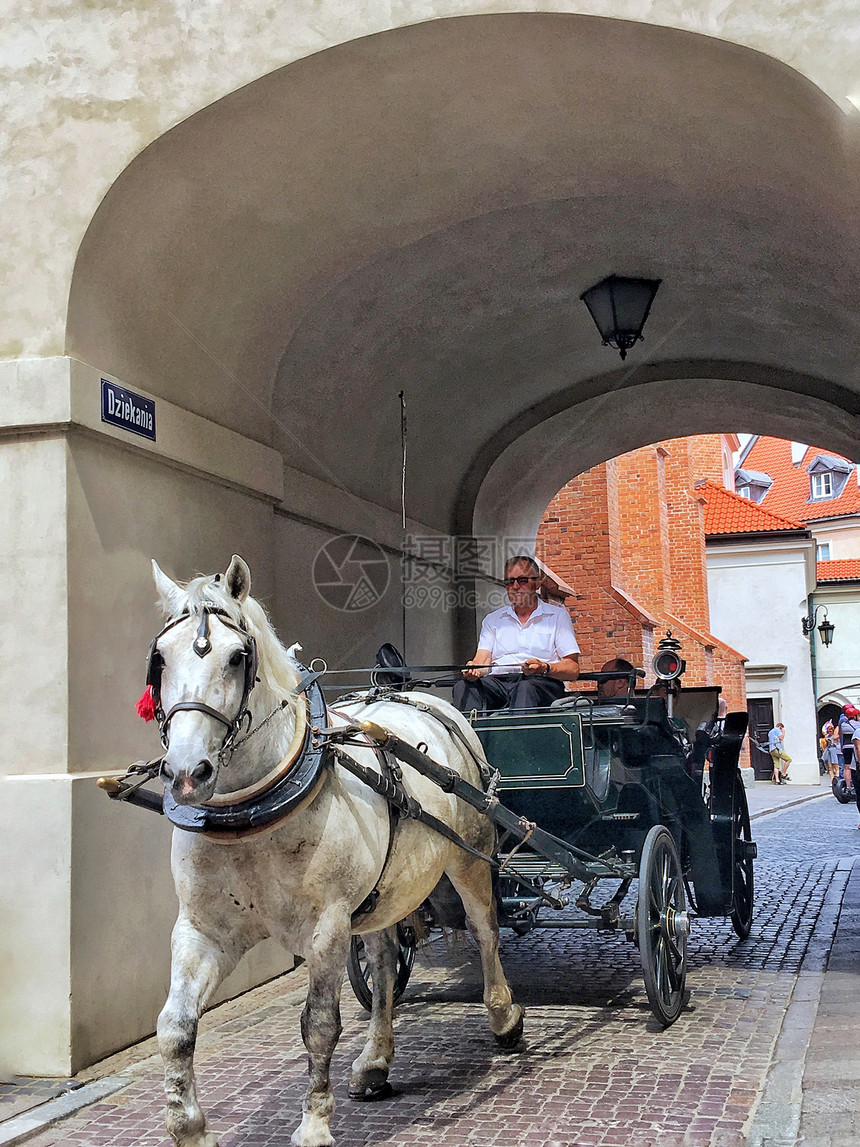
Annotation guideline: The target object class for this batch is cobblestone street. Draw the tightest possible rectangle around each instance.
[7,789,860,1147]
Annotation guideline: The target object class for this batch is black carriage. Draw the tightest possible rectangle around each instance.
[348,637,755,1027]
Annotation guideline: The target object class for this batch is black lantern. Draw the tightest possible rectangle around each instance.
[580,274,662,360]
[802,605,835,647]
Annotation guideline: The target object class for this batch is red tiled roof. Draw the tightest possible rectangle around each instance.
[817,559,860,583]
[699,480,807,535]
[741,437,860,523]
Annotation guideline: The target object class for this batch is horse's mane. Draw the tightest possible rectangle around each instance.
[166,574,301,701]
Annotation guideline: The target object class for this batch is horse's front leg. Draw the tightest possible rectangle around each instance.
[349,926,397,1100]
[292,911,351,1147]
[158,918,238,1147]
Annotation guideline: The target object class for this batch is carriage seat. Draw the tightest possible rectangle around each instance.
[549,696,625,718]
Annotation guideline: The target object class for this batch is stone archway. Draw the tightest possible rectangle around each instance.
[4,11,859,1077]
[67,13,859,544]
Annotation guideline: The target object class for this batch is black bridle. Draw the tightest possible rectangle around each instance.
[146,604,259,762]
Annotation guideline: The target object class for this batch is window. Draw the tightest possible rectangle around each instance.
[811,472,832,499]
[816,542,831,561]
[737,485,751,499]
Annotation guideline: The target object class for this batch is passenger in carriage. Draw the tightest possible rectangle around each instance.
[596,658,636,700]
[453,555,580,712]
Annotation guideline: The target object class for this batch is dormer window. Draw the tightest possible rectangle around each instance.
[811,472,832,499]
[806,454,852,502]
[734,468,772,504]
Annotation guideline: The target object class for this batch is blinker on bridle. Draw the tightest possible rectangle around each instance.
[146,604,259,763]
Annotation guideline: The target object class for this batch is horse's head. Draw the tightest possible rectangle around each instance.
[149,555,260,805]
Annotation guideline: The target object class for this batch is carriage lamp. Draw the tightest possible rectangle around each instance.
[802,604,835,647]
[652,631,686,681]
[580,274,662,360]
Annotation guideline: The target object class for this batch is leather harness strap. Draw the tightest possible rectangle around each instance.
[350,691,496,787]
[330,740,497,926]
[340,745,404,923]
[332,743,497,862]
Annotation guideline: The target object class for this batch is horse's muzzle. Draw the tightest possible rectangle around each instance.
[161,757,216,803]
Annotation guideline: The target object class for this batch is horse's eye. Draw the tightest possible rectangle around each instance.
[229,650,245,668]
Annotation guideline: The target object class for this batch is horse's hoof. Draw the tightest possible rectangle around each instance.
[290,1127,334,1147]
[170,1128,219,1147]
[494,1006,525,1050]
[348,1074,394,1102]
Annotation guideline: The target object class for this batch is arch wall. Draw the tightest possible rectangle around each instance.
[2,1,859,362]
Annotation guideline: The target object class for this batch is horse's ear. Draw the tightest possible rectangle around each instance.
[152,559,183,616]
[225,554,251,602]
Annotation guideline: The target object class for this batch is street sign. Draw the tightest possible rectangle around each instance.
[101,379,156,441]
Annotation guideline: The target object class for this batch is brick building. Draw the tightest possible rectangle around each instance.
[537,433,747,714]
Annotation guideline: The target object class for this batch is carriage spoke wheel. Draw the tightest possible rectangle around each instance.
[729,774,755,940]
[347,922,417,1011]
[637,826,689,1027]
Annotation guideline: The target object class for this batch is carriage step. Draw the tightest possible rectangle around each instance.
[498,857,572,882]
[601,812,640,821]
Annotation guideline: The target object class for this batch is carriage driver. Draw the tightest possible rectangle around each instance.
[453,555,580,712]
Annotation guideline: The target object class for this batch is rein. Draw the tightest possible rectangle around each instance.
[111,634,500,871]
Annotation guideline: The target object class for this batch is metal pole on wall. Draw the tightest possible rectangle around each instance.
[806,591,824,773]
[807,591,819,704]
[399,390,407,657]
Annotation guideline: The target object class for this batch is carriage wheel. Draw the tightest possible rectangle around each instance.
[347,922,417,1011]
[729,774,755,940]
[637,826,689,1027]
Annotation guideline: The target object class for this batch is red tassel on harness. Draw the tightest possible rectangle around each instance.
[136,685,157,722]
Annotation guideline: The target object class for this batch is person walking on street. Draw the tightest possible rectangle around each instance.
[821,719,841,781]
[839,705,859,777]
[768,722,791,784]
[849,718,860,830]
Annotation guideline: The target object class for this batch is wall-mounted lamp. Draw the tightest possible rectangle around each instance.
[802,604,835,647]
[580,274,662,360]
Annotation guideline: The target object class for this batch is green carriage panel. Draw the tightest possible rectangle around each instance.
[470,710,586,791]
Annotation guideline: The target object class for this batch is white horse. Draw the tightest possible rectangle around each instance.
[147,555,523,1147]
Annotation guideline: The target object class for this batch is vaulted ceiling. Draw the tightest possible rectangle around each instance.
[67,13,860,540]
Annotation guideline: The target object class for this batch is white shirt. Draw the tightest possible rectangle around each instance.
[477,598,580,674]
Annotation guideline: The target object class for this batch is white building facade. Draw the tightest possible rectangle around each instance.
[706,531,820,785]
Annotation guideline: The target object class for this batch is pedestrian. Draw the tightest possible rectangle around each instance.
[849,717,860,830]
[767,722,791,785]
[821,719,841,781]
[838,704,859,775]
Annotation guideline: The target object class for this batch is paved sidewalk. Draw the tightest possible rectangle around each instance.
[744,777,832,821]
[0,779,849,1147]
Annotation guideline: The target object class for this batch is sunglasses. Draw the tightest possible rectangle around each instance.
[504,575,539,587]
